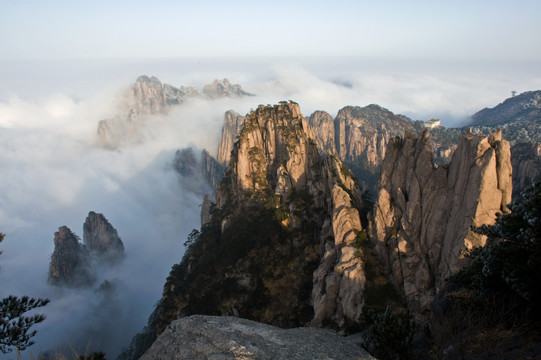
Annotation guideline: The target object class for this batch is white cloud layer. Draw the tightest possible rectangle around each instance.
[0,57,539,358]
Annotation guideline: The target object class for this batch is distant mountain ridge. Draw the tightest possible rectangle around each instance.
[97,76,253,148]
[469,90,541,127]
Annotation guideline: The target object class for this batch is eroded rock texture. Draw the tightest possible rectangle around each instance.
[97,76,252,148]
[141,315,375,360]
[154,102,367,336]
[511,142,541,200]
[368,129,512,312]
[83,211,125,264]
[217,110,245,166]
[48,226,94,287]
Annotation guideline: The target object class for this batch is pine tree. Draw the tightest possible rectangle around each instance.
[0,233,50,354]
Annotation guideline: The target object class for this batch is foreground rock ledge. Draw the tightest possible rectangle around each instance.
[141,315,375,360]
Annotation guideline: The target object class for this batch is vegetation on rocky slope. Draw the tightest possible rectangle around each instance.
[431,181,541,358]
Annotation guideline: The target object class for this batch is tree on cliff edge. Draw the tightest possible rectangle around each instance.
[0,233,50,354]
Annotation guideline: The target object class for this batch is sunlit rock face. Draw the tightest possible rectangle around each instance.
[308,105,460,193]
[83,211,125,264]
[48,226,94,287]
[368,129,512,313]
[140,315,376,360]
[148,102,367,337]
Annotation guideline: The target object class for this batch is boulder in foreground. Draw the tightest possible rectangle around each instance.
[141,315,375,360]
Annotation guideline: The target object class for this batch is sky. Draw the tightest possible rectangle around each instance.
[1,0,541,61]
[0,1,540,358]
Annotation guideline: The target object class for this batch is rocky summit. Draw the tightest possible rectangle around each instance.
[97,76,253,148]
[48,212,124,288]
[48,226,94,287]
[83,211,125,264]
[141,315,375,360]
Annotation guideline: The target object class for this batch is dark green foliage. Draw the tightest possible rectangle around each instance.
[78,351,106,360]
[360,306,414,360]
[153,187,323,335]
[117,310,159,360]
[452,181,541,312]
[0,295,50,353]
[434,182,541,357]
[359,190,374,228]
[1,234,50,354]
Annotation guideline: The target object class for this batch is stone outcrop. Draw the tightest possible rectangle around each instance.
[173,147,224,195]
[141,315,375,360]
[202,79,254,99]
[48,226,94,287]
[144,102,367,345]
[130,75,180,116]
[83,211,125,264]
[368,129,512,313]
[216,110,245,166]
[309,110,336,154]
[309,105,423,167]
[49,213,125,287]
[217,102,367,328]
[511,142,541,200]
[97,76,253,148]
[308,105,460,193]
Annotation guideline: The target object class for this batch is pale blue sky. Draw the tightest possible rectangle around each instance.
[1,0,540,60]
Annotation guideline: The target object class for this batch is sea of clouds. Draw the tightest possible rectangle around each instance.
[0,57,539,358]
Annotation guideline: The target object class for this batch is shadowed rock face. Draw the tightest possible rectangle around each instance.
[368,129,512,313]
[49,212,125,288]
[202,79,254,99]
[217,110,245,166]
[97,76,253,148]
[469,90,541,127]
[511,142,541,200]
[141,315,376,360]
[83,211,125,264]
[48,226,94,287]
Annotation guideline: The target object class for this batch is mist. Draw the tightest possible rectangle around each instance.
[0,57,539,358]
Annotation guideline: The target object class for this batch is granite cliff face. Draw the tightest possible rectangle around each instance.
[368,129,512,312]
[49,212,125,288]
[120,102,521,359]
[97,76,252,148]
[141,315,375,360]
[83,211,125,264]
[310,105,420,167]
[48,226,94,287]
[173,147,224,195]
[308,105,460,193]
[216,110,245,166]
[130,102,369,354]
[511,142,541,200]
